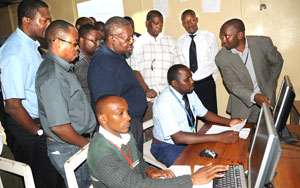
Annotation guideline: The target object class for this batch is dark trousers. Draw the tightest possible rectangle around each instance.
[5,115,65,188]
[129,116,144,154]
[194,75,218,120]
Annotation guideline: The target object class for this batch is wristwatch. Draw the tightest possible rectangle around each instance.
[37,129,44,136]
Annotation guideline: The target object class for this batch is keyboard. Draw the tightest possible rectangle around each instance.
[213,165,247,188]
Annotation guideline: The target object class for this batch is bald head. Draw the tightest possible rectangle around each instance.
[95,95,124,116]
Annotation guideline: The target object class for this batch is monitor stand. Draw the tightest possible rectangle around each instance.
[279,125,299,143]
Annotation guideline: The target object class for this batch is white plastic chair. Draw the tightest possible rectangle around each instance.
[143,119,167,169]
[0,157,35,188]
[64,143,92,188]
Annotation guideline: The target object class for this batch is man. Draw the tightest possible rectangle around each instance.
[94,21,105,41]
[0,1,64,187]
[215,18,283,122]
[124,16,141,39]
[128,10,185,98]
[88,16,147,153]
[36,20,97,188]
[75,16,94,30]
[74,24,101,103]
[151,64,242,167]
[178,9,219,114]
[87,95,229,188]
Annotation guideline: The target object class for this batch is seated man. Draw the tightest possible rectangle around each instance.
[87,95,229,188]
[151,64,243,167]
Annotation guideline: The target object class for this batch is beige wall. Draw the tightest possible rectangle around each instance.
[124,0,300,118]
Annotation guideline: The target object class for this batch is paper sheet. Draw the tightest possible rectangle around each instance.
[168,165,212,188]
[202,0,220,13]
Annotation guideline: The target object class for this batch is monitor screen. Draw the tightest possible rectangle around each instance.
[273,75,296,142]
[248,103,282,188]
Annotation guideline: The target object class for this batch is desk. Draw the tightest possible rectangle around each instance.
[290,100,300,124]
[174,123,300,188]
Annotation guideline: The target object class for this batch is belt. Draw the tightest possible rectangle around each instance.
[81,133,92,139]
[153,137,164,143]
[194,74,213,84]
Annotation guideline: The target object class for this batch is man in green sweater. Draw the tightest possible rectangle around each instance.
[87,95,228,187]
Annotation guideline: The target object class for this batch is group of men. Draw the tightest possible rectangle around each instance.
[0,0,283,188]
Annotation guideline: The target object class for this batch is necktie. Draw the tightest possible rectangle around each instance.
[182,94,195,127]
[189,34,198,73]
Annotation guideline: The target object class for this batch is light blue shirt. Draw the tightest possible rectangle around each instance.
[152,86,208,144]
[0,28,42,117]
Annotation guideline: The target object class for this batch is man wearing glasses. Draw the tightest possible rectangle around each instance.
[74,24,101,103]
[35,20,97,188]
[88,17,147,154]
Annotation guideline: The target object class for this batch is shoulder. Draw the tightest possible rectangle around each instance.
[177,33,188,44]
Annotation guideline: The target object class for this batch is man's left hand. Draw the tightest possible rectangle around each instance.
[228,118,245,127]
[146,168,175,179]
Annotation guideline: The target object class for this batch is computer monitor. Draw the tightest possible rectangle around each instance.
[248,103,282,188]
[273,75,297,142]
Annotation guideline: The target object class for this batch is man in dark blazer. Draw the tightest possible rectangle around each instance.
[215,18,283,122]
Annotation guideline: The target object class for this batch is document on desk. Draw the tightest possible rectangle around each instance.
[205,119,250,139]
[168,165,212,188]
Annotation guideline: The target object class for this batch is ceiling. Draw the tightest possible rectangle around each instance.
[0,0,22,7]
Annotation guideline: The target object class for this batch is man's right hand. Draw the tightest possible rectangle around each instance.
[146,89,158,98]
[254,94,273,109]
[191,164,228,185]
[218,131,239,144]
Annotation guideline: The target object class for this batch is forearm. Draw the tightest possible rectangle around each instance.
[5,99,40,135]
[171,131,222,145]
[203,111,231,126]
[133,70,149,91]
[50,124,89,148]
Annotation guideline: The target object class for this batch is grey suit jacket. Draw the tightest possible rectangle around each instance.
[215,36,283,121]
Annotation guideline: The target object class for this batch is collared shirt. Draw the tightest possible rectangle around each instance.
[36,52,96,143]
[231,37,261,103]
[0,28,42,117]
[99,126,130,148]
[128,32,185,94]
[152,86,208,144]
[74,49,91,103]
[177,29,219,81]
[88,44,147,118]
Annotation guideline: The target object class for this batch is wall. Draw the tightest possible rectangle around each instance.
[124,0,300,118]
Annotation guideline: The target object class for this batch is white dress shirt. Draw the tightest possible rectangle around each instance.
[99,126,131,148]
[152,86,208,144]
[177,29,219,81]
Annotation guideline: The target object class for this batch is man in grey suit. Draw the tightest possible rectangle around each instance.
[215,18,283,122]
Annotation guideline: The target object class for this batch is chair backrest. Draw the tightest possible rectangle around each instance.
[64,143,91,188]
[0,157,35,188]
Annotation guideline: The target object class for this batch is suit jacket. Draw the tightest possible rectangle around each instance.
[215,36,283,120]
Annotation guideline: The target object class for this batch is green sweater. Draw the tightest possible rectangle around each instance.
[87,132,193,188]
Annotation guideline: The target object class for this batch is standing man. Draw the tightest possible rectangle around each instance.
[0,1,64,187]
[36,20,97,188]
[88,17,147,153]
[151,64,242,167]
[178,9,219,115]
[124,16,141,39]
[128,10,185,98]
[74,24,101,103]
[75,16,94,30]
[216,18,283,122]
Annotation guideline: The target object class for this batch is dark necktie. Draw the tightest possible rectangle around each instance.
[189,34,198,73]
[182,94,195,127]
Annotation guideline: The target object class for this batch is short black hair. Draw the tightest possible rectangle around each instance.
[17,0,48,27]
[167,64,188,85]
[75,17,94,29]
[78,24,98,38]
[222,18,245,33]
[95,21,104,30]
[104,16,131,41]
[124,16,133,22]
[95,94,118,115]
[45,20,74,46]
[181,9,196,21]
[146,10,163,21]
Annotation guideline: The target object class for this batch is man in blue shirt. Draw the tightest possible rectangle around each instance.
[151,64,243,167]
[0,1,63,187]
[88,16,147,153]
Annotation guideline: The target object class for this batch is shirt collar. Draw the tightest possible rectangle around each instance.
[187,29,199,37]
[99,126,131,148]
[16,27,40,50]
[46,51,74,72]
[169,85,184,99]
[145,32,163,41]
[231,36,249,55]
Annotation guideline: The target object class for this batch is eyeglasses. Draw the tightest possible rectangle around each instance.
[111,34,134,43]
[81,37,101,45]
[57,38,79,47]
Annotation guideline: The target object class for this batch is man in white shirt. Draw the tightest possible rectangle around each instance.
[178,9,219,115]
[151,64,242,167]
[128,10,185,98]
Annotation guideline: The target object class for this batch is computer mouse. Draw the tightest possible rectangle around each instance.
[199,149,218,159]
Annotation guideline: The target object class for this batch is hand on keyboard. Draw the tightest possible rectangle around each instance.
[191,164,229,185]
